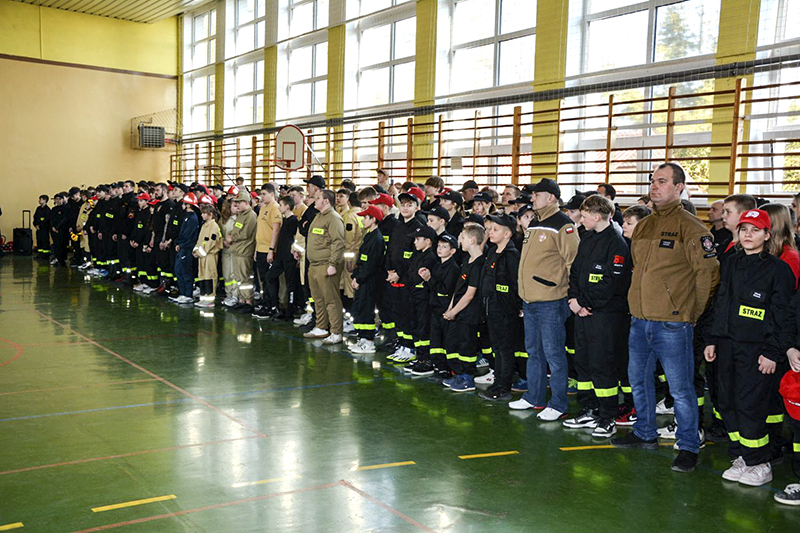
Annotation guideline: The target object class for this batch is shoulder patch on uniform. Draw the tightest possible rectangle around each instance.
[211,233,217,240]
[614,255,625,265]
[700,235,714,253]
[346,223,353,231]
[565,226,575,234]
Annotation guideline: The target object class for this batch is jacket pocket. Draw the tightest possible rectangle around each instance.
[662,278,678,313]
[533,276,556,287]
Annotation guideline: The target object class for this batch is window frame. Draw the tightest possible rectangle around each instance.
[233,0,267,56]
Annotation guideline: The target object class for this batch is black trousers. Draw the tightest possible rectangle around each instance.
[446,320,478,376]
[409,295,431,359]
[135,247,156,286]
[51,230,66,263]
[90,233,103,265]
[103,235,119,274]
[790,417,800,480]
[118,238,134,277]
[376,278,396,336]
[254,251,272,304]
[36,227,50,254]
[716,338,775,466]
[429,313,450,370]
[266,257,301,311]
[573,312,627,420]
[394,285,413,348]
[352,277,377,340]
[485,307,524,394]
[154,246,170,283]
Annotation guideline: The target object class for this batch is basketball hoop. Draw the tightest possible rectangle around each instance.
[272,125,305,172]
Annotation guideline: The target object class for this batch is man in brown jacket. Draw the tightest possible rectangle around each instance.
[612,162,719,474]
[304,189,346,344]
[509,178,580,421]
[226,190,258,313]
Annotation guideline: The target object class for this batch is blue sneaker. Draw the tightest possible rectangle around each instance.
[511,379,528,392]
[443,376,456,389]
[451,374,476,392]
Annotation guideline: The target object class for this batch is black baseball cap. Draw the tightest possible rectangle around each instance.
[517,204,534,218]
[68,186,80,196]
[438,232,458,249]
[470,191,493,204]
[174,183,189,193]
[460,180,479,192]
[563,194,586,210]
[510,193,532,205]
[486,213,517,232]
[408,224,438,242]
[305,175,326,189]
[424,205,451,223]
[531,178,561,199]
[436,189,463,206]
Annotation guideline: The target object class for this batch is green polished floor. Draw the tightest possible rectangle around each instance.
[0,256,796,532]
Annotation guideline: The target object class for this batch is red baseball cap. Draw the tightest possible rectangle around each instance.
[369,193,395,208]
[227,185,239,196]
[136,192,151,202]
[780,370,800,420]
[399,186,425,204]
[250,191,259,199]
[357,205,385,221]
[737,209,771,231]
[182,192,199,206]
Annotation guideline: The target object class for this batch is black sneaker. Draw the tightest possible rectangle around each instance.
[235,304,254,314]
[591,418,617,438]
[774,484,800,506]
[478,387,512,402]
[671,450,698,473]
[252,306,270,319]
[611,431,659,450]
[706,419,727,441]
[433,368,452,380]
[563,407,599,429]
[409,360,435,376]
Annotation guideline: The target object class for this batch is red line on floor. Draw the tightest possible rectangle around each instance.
[0,378,158,397]
[21,332,219,348]
[0,337,23,368]
[71,482,343,532]
[32,309,267,438]
[0,436,264,476]
[339,480,436,532]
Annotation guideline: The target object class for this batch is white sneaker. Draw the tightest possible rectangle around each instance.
[387,346,407,361]
[537,407,566,422]
[193,287,201,297]
[303,327,329,339]
[294,312,313,326]
[322,333,342,344]
[656,398,674,415]
[142,286,155,294]
[738,462,772,487]
[176,295,194,304]
[658,420,678,439]
[343,319,355,333]
[350,339,376,354]
[195,301,215,308]
[475,370,495,385]
[508,398,537,411]
[722,456,747,482]
[392,348,416,364]
[222,297,238,307]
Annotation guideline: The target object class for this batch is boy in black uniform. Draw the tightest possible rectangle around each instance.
[369,193,400,348]
[131,193,153,291]
[350,205,386,354]
[88,186,107,270]
[416,233,460,378]
[34,195,51,257]
[163,184,187,294]
[115,180,137,283]
[49,194,69,265]
[563,195,632,438]
[478,214,524,402]
[386,187,426,363]
[265,196,302,319]
[704,209,795,487]
[444,224,486,392]
[102,183,122,278]
[150,184,173,292]
[402,225,440,371]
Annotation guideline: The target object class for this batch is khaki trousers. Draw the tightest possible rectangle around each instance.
[308,263,343,334]
[232,253,254,301]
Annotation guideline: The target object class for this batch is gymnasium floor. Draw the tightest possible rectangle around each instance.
[0,256,796,532]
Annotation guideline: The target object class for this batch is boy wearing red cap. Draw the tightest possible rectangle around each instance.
[704,209,796,486]
[171,193,200,304]
[368,193,401,347]
[350,205,386,354]
[130,193,154,292]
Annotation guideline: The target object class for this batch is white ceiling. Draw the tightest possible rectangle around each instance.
[13,0,212,24]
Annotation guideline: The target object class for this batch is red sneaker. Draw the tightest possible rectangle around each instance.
[615,407,637,426]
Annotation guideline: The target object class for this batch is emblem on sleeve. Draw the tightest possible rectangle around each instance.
[700,235,714,253]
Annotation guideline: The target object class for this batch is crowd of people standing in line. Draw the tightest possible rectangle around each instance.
[30,164,800,505]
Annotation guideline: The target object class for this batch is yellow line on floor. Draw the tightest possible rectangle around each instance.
[0,523,24,531]
[231,474,302,488]
[91,495,177,513]
[560,442,703,451]
[355,461,416,471]
[458,451,519,460]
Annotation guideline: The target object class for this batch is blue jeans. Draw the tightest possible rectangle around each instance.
[629,317,699,453]
[522,299,570,413]
[174,250,193,297]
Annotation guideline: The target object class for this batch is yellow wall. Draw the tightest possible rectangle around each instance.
[0,0,178,242]
[0,0,178,76]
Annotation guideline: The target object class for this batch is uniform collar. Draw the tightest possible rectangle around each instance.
[653,200,682,216]
[535,202,559,220]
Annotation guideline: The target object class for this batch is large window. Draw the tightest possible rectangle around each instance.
[289,0,329,37]
[188,73,215,133]
[577,0,720,75]
[283,41,328,119]
[234,0,267,55]
[356,14,416,107]
[233,59,265,126]
[189,9,217,69]
[445,0,536,94]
